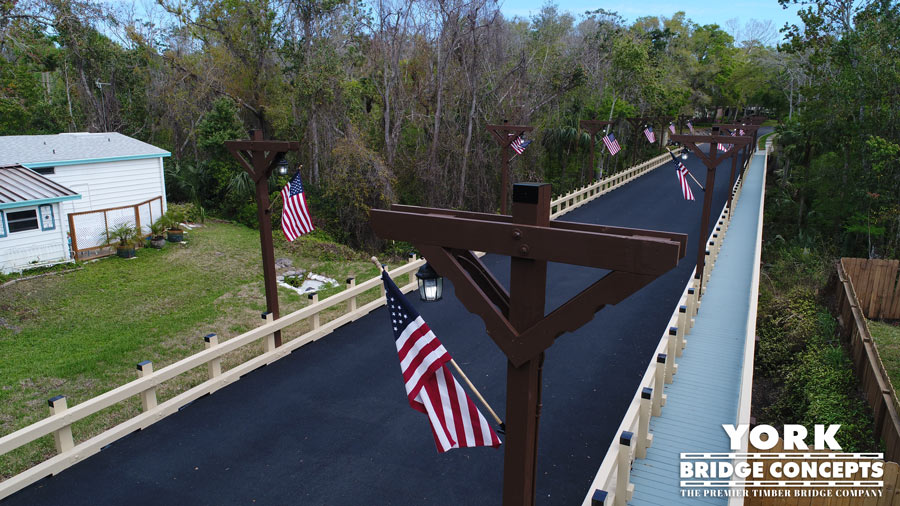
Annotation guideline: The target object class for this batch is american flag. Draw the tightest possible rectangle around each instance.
[382,270,502,453]
[739,128,746,136]
[510,136,532,155]
[668,124,676,135]
[280,170,314,241]
[687,120,694,133]
[669,150,695,201]
[643,126,656,143]
[602,132,620,156]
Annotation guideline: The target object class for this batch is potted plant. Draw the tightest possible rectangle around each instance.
[106,223,140,259]
[148,218,167,249]
[163,208,186,243]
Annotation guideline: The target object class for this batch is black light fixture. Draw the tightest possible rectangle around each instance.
[277,158,289,176]
[415,262,443,302]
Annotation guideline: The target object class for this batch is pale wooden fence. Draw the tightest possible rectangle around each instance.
[67,196,164,260]
[550,149,681,219]
[842,258,900,320]
[0,150,676,499]
[835,259,900,461]
[581,148,755,506]
[746,438,900,506]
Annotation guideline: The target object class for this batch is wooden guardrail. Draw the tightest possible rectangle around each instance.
[835,259,900,462]
[0,149,675,499]
[841,258,900,320]
[582,146,759,506]
[550,149,681,219]
[0,257,426,499]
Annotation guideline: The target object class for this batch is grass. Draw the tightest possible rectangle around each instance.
[758,132,774,149]
[0,221,399,479]
[869,320,900,389]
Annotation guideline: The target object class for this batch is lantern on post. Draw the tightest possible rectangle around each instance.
[277,158,290,176]
[415,262,443,301]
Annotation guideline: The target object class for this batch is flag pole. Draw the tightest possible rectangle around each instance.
[667,147,705,191]
[371,255,506,432]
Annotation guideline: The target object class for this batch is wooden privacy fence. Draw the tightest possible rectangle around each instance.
[835,259,900,461]
[745,438,900,506]
[68,196,164,260]
[842,258,900,320]
[550,149,682,219]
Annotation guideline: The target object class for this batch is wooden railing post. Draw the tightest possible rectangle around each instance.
[677,306,687,355]
[307,293,320,330]
[136,361,157,411]
[653,354,667,416]
[701,250,712,296]
[687,286,698,320]
[346,277,357,312]
[47,396,74,454]
[262,312,276,353]
[666,327,678,383]
[637,387,653,458]
[204,334,222,378]
[408,253,418,285]
[615,431,635,506]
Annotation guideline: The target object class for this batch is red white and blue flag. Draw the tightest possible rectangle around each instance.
[687,120,694,133]
[643,126,656,143]
[669,150,695,201]
[280,170,314,241]
[381,270,502,453]
[511,136,532,155]
[602,132,621,156]
[668,123,676,135]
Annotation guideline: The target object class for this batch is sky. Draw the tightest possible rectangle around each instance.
[499,0,805,43]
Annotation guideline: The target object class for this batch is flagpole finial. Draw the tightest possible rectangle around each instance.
[370,256,385,271]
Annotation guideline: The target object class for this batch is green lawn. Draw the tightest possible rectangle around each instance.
[758,132,774,149]
[0,221,391,478]
[870,320,900,389]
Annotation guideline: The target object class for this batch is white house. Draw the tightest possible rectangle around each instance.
[0,133,171,272]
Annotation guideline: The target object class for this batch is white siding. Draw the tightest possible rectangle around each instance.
[0,203,69,274]
[47,157,166,215]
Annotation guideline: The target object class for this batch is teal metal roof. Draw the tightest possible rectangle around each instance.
[0,165,81,210]
[627,151,767,505]
[0,133,170,168]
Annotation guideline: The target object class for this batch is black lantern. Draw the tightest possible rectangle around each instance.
[415,262,443,302]
[277,158,289,176]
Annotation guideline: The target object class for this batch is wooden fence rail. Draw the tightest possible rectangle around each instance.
[549,149,681,219]
[835,259,900,461]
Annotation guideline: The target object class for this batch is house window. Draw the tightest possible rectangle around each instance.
[33,167,55,175]
[6,209,39,233]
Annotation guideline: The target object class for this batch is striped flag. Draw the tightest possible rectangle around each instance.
[510,136,532,155]
[382,271,502,453]
[602,132,620,156]
[668,124,676,135]
[739,128,745,136]
[280,170,314,241]
[669,151,695,201]
[687,120,694,133]
[643,126,656,143]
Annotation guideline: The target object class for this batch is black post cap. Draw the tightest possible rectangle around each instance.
[346,277,355,284]
[657,353,667,363]
[679,305,687,313]
[512,183,548,204]
[203,333,217,342]
[137,360,152,370]
[669,326,678,335]
[260,312,271,319]
[308,292,317,300]
[48,395,66,406]
[620,431,634,446]
[591,489,609,505]
[641,387,652,399]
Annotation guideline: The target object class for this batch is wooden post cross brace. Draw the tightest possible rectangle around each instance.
[486,123,534,215]
[225,130,300,347]
[670,132,752,296]
[370,182,686,506]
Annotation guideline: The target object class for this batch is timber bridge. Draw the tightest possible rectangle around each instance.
[2,128,773,505]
